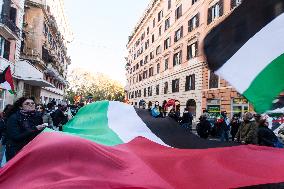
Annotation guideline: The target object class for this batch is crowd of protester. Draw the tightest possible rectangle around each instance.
[147,102,283,148]
[0,97,84,165]
[196,111,283,148]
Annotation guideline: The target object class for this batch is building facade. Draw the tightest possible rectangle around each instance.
[19,0,72,105]
[126,0,250,119]
[0,0,25,109]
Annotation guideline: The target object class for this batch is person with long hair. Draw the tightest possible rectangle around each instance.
[5,97,46,161]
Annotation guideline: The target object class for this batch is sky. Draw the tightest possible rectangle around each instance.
[64,0,149,86]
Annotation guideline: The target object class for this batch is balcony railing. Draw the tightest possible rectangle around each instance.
[0,15,20,39]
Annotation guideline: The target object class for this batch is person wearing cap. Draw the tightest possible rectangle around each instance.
[235,112,258,144]
[196,114,211,139]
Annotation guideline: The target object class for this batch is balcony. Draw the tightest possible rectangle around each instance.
[0,15,20,40]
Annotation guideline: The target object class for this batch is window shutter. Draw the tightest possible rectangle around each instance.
[179,50,182,65]
[195,41,199,57]
[207,7,212,24]
[219,0,224,16]
[187,45,190,60]
[3,39,10,60]
[180,26,183,38]
[172,80,175,93]
[185,76,189,91]
[192,74,196,90]
[196,13,200,27]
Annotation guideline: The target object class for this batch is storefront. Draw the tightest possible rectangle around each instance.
[231,98,249,117]
[207,99,221,119]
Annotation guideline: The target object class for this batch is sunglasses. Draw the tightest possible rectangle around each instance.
[23,102,35,106]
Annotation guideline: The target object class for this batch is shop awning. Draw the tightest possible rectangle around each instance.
[15,76,55,88]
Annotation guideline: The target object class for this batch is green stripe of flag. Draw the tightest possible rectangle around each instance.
[244,53,284,113]
[63,101,123,146]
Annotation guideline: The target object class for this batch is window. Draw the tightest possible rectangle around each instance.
[139,73,142,81]
[143,70,148,79]
[0,36,9,60]
[188,13,200,32]
[192,0,198,5]
[158,10,163,22]
[165,17,170,31]
[147,27,150,34]
[157,63,160,74]
[144,88,147,97]
[149,67,154,77]
[174,26,183,42]
[173,50,182,66]
[145,39,149,49]
[150,51,154,60]
[231,0,242,9]
[168,0,171,9]
[185,74,195,91]
[148,86,152,96]
[159,26,162,36]
[156,45,161,55]
[140,60,143,66]
[164,37,171,50]
[10,7,17,24]
[144,55,149,64]
[208,1,224,24]
[209,71,219,89]
[187,42,198,60]
[153,18,156,28]
[164,82,168,94]
[152,34,155,43]
[164,58,169,70]
[175,5,182,20]
[141,32,145,41]
[156,85,160,95]
[172,79,180,93]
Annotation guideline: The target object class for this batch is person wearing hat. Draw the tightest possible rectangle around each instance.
[235,112,258,144]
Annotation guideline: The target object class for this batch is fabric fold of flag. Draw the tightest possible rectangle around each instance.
[204,0,284,113]
[0,65,15,94]
[1,101,284,188]
[1,132,284,189]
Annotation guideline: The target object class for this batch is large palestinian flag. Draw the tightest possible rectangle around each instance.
[204,0,284,113]
[1,101,284,188]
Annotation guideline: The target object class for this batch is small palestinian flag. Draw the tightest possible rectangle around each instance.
[204,0,284,113]
[1,101,284,188]
[0,65,15,94]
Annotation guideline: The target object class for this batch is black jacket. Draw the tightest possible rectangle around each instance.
[181,111,193,125]
[197,119,211,139]
[51,109,68,127]
[6,111,43,161]
[258,126,278,147]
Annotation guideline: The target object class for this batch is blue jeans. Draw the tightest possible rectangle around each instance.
[220,130,229,142]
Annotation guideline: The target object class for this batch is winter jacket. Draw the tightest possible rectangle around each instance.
[197,119,211,139]
[236,120,258,144]
[6,111,43,161]
[181,111,193,125]
[258,125,278,147]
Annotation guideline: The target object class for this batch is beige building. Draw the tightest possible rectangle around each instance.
[126,0,249,119]
[0,0,25,109]
[19,0,72,104]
